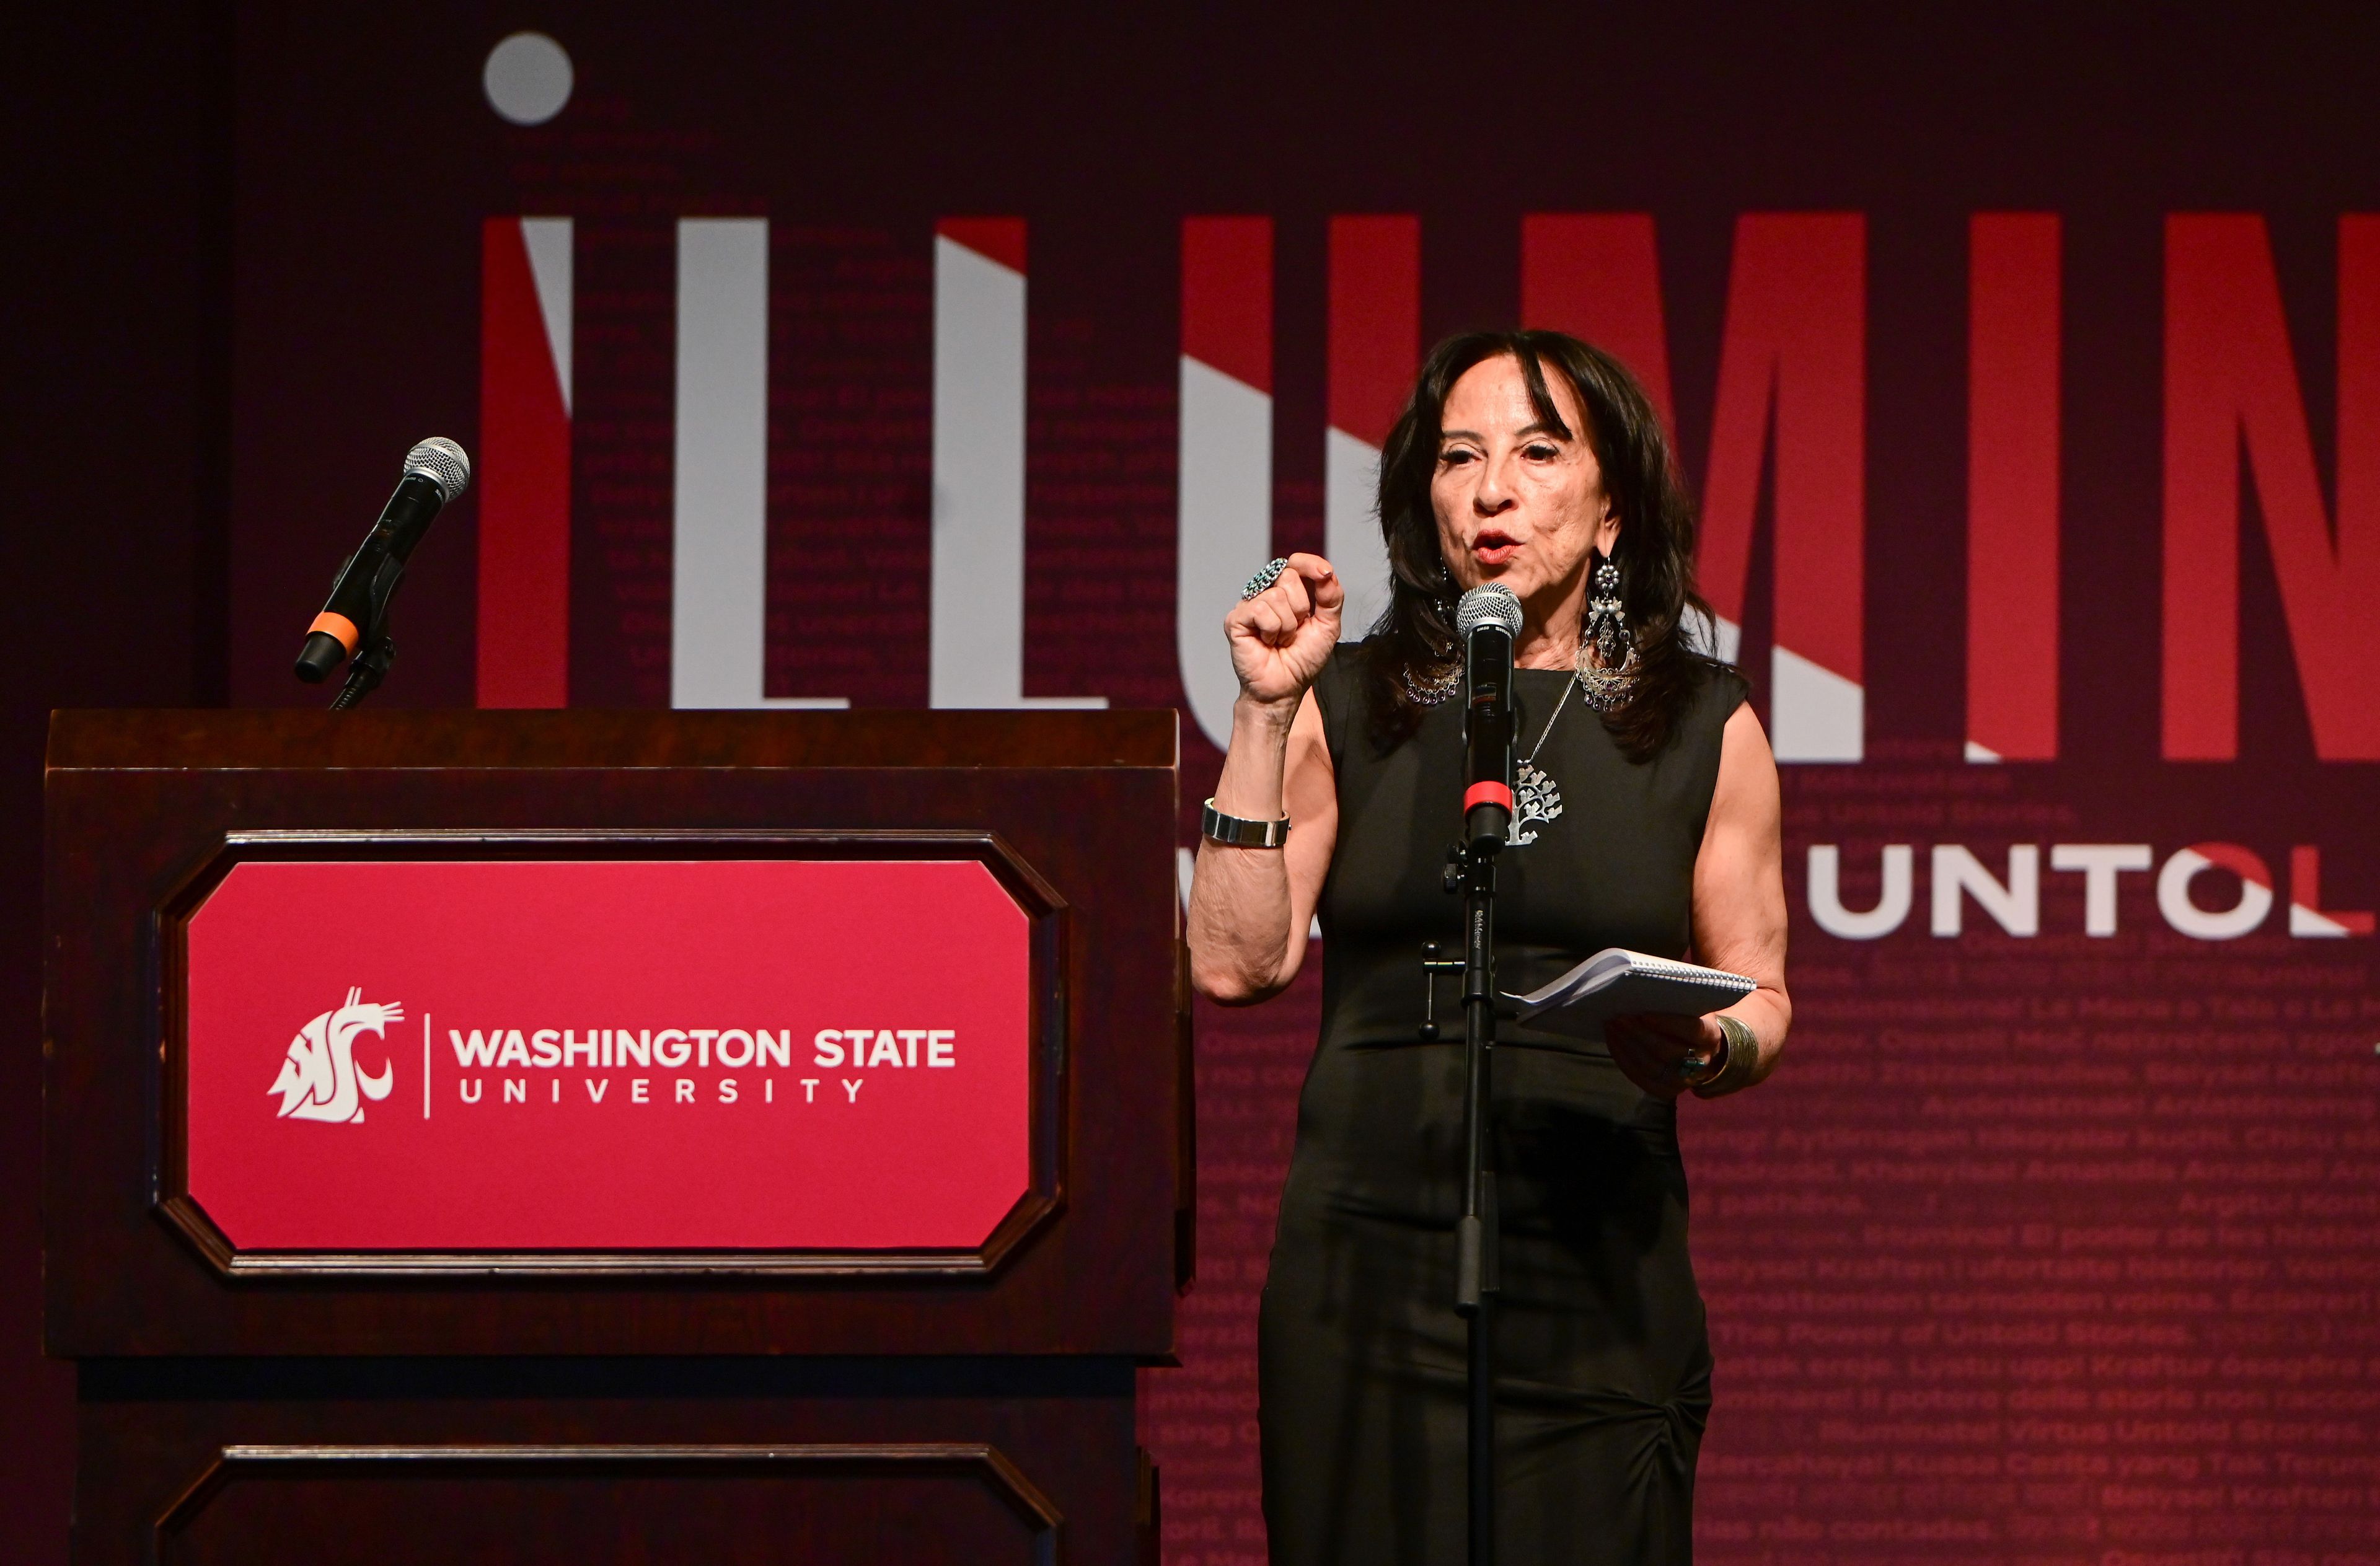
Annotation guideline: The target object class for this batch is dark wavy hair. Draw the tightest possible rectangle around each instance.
[1358,329,1721,762]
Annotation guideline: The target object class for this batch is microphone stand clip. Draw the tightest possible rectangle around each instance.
[328,630,397,711]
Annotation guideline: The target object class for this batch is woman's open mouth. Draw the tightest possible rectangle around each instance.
[1471,529,1522,566]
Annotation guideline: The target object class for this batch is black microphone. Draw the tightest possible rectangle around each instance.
[1455,583,1522,847]
[294,438,472,683]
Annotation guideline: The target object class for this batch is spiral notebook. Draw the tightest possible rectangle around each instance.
[1507,948,1756,1040]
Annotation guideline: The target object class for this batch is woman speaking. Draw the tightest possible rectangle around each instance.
[1186,330,1792,1564]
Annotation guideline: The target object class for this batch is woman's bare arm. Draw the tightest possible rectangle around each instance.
[1186,552,1345,1005]
[1605,700,1792,1096]
[1186,691,1337,1003]
[1686,702,1791,1084]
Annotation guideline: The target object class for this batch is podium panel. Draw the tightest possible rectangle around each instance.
[170,841,1058,1268]
[76,1356,1147,1566]
[166,1448,1058,1565]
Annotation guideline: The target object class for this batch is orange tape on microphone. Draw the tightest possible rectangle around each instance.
[308,612,361,655]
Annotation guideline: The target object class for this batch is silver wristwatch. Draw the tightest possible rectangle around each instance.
[1201,797,1291,848]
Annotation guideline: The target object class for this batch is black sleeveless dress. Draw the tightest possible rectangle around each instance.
[1258,645,1749,1566]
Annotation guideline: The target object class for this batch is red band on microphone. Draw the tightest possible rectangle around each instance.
[1464,781,1514,813]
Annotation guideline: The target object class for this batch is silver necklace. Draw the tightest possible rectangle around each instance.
[1424,637,1631,847]
[1510,668,1576,848]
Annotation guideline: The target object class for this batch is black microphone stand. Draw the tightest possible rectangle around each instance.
[1443,819,1503,1566]
[1427,611,1518,1566]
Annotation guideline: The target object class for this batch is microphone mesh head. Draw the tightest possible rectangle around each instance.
[1455,582,1523,640]
[403,437,472,501]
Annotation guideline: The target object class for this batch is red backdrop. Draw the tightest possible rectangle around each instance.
[185,7,2380,1561]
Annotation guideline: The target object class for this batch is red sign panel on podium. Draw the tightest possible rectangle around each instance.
[175,851,1044,1261]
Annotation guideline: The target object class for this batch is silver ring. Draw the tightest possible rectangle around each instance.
[1241,557,1290,600]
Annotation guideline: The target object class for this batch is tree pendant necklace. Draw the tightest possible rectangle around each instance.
[1510,673,1575,848]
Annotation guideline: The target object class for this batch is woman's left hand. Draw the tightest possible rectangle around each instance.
[1604,1013,1721,1101]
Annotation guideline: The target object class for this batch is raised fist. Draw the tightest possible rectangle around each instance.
[1224,553,1344,712]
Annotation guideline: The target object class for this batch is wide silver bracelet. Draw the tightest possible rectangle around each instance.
[1689,1014,1760,1099]
[1201,797,1290,849]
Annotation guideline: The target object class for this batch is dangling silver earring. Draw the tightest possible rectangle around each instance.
[1582,556,1634,665]
[1577,555,1639,713]
[1400,561,1460,705]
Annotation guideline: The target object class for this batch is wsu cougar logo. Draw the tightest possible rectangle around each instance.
[267,988,402,1124]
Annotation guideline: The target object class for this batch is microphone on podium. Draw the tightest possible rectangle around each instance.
[1455,583,1522,848]
[294,438,472,685]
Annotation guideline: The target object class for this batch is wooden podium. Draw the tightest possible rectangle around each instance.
[44,710,1187,1565]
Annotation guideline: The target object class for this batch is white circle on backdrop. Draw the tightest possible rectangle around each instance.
[483,32,574,125]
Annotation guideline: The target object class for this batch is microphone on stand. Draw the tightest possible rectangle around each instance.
[294,438,472,684]
[1445,581,1525,1557]
[1455,583,1523,848]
